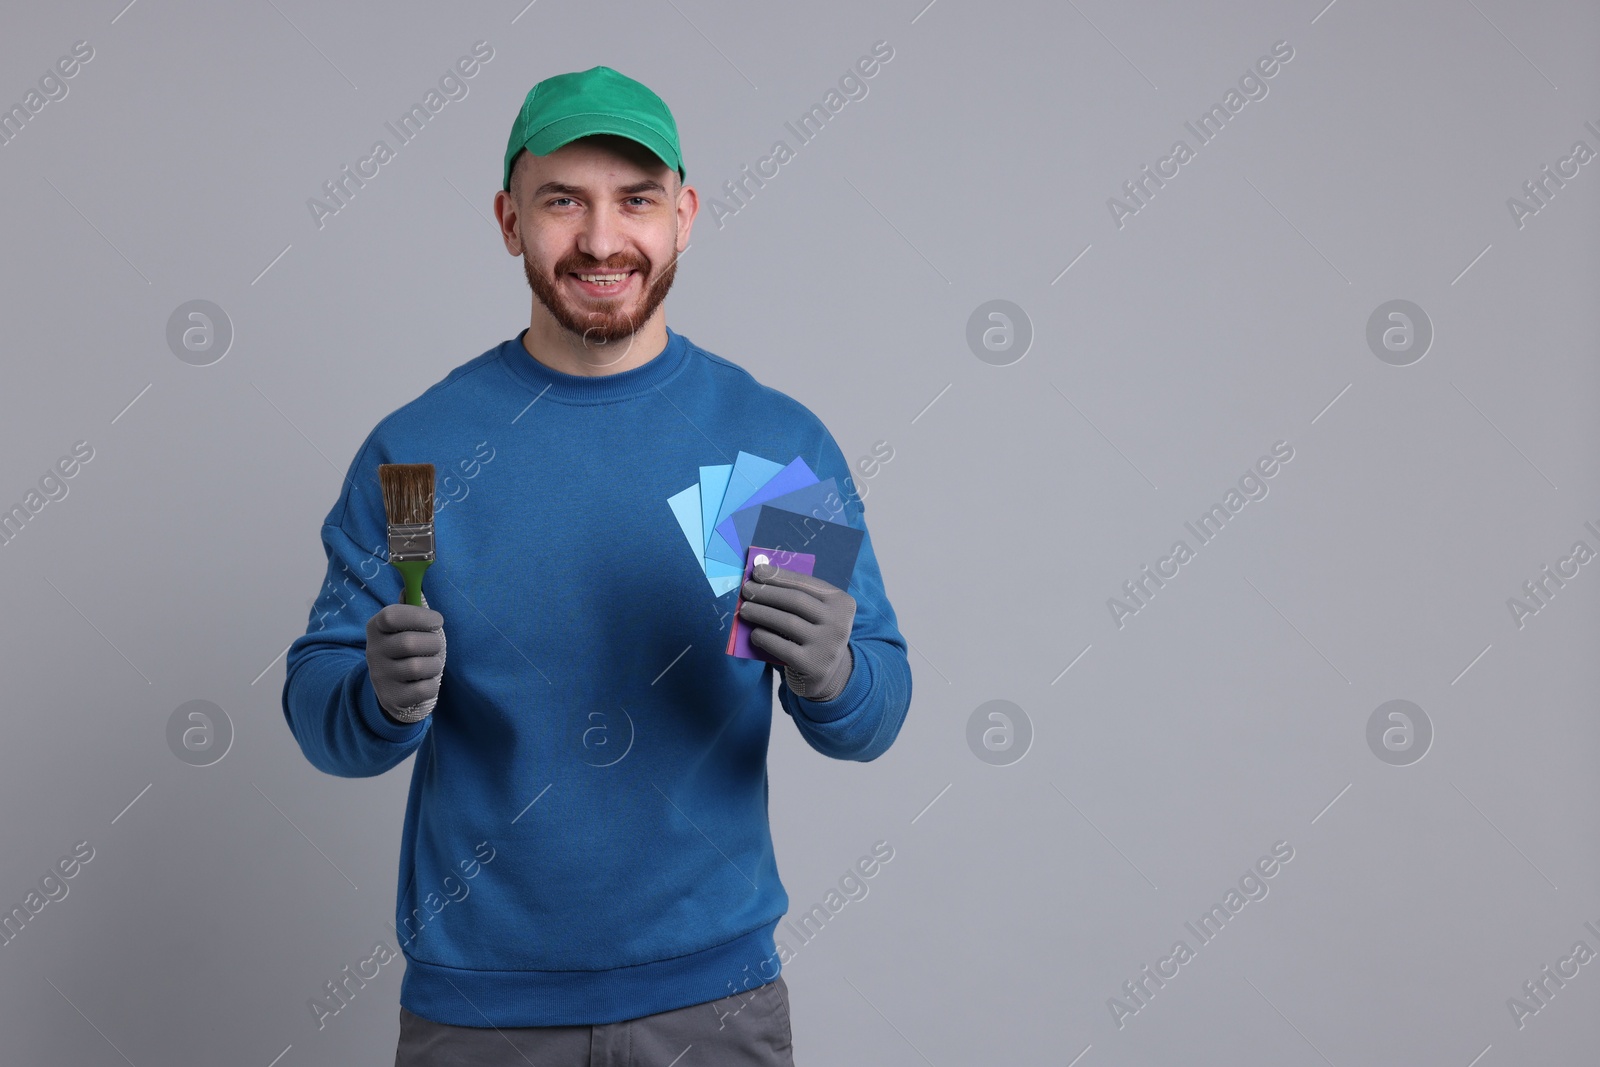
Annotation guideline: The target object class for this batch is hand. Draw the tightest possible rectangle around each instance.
[739,564,856,702]
[365,593,446,724]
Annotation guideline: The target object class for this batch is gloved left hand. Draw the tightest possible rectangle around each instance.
[739,563,856,702]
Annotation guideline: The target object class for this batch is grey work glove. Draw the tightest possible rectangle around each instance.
[365,592,446,724]
[739,563,856,703]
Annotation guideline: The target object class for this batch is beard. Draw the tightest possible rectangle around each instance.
[522,240,679,352]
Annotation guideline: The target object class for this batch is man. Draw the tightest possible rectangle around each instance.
[280,65,913,1066]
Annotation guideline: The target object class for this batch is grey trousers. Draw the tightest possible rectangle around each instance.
[394,975,794,1066]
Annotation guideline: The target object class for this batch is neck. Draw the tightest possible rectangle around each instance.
[521,310,668,377]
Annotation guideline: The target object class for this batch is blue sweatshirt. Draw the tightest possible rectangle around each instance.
[280,325,912,1028]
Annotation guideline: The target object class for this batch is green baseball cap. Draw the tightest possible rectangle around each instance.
[502,65,685,192]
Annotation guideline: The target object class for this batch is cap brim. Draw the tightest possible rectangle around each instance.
[505,113,684,190]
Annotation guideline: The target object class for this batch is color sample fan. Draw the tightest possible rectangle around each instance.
[666,449,865,599]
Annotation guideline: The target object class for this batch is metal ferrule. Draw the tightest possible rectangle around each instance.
[386,522,435,562]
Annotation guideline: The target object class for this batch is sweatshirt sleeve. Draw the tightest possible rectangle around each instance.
[776,429,912,762]
[281,440,430,778]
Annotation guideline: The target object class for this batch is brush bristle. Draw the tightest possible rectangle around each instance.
[378,463,436,526]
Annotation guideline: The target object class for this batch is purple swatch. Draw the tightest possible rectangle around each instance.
[727,545,815,662]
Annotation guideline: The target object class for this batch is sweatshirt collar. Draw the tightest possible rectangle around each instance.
[500,326,689,405]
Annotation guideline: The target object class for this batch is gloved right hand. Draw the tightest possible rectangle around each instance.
[365,595,446,725]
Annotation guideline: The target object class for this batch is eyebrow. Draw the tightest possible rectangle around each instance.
[532,179,668,199]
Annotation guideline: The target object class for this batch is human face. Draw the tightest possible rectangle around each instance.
[508,135,690,348]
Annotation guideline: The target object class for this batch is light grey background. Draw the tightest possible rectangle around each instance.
[2,0,1596,1064]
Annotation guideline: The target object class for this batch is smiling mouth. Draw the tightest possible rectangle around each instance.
[569,270,637,296]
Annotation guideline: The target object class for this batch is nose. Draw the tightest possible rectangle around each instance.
[576,206,627,266]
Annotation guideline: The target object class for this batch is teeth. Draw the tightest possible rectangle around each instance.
[577,273,629,283]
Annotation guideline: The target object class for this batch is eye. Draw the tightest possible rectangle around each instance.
[626,197,651,207]
[548,197,574,207]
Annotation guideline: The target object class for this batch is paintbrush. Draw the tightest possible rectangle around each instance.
[378,463,436,607]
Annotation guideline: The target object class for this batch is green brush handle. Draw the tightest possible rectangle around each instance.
[392,559,432,607]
